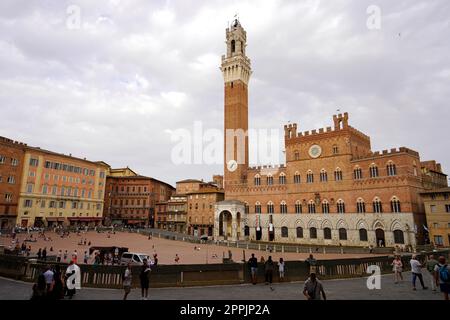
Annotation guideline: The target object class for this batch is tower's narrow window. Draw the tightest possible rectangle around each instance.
[231,40,236,53]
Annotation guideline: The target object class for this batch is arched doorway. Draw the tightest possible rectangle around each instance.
[375,228,385,247]
[218,211,232,239]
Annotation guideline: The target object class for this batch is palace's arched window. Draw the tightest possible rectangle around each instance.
[334,168,343,181]
[359,229,368,241]
[339,228,348,240]
[356,198,366,213]
[373,197,383,213]
[309,227,317,239]
[320,169,328,182]
[279,173,286,185]
[391,197,401,213]
[255,202,261,214]
[244,202,249,214]
[295,200,302,214]
[308,200,316,214]
[370,164,379,178]
[267,174,273,186]
[296,227,303,238]
[280,201,287,214]
[322,200,330,214]
[294,172,301,184]
[306,170,314,183]
[337,199,346,213]
[254,174,261,186]
[387,161,397,176]
[267,201,274,214]
[354,166,363,180]
[281,226,288,238]
[294,151,300,161]
[324,227,332,239]
[393,230,404,244]
[333,145,339,155]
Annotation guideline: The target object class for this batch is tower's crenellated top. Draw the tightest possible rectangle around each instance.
[220,19,252,85]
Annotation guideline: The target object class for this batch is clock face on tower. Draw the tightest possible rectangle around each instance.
[227,160,238,172]
[308,145,322,159]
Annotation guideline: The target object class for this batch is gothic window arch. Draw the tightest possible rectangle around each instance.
[387,161,397,176]
[324,227,332,239]
[280,201,287,214]
[333,145,339,155]
[306,170,314,183]
[339,228,348,240]
[320,169,328,182]
[295,200,302,214]
[267,174,273,185]
[356,198,366,213]
[309,227,317,239]
[294,151,300,161]
[337,199,346,213]
[281,226,288,238]
[391,196,401,213]
[370,163,379,178]
[334,168,343,181]
[279,172,286,185]
[254,174,261,186]
[244,202,249,214]
[296,227,303,238]
[322,200,330,214]
[393,230,404,244]
[294,171,301,184]
[359,228,368,241]
[267,201,274,214]
[373,197,383,213]
[308,200,316,214]
[255,201,261,214]
[354,166,363,180]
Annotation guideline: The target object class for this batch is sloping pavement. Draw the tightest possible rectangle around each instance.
[0,272,443,300]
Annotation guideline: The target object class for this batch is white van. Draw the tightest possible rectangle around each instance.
[120,252,150,265]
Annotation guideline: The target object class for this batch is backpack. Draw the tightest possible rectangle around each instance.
[439,265,450,283]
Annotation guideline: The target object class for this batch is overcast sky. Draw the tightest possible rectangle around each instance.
[1,0,449,186]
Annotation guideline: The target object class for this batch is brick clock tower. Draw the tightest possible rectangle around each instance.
[220,19,252,189]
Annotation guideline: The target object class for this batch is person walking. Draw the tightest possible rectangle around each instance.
[264,256,275,289]
[303,273,326,300]
[37,248,42,260]
[391,255,403,284]
[43,265,54,295]
[42,247,47,261]
[51,265,64,300]
[175,254,180,264]
[248,253,258,285]
[426,254,439,291]
[278,258,285,282]
[83,251,89,264]
[57,250,62,263]
[410,254,428,290]
[123,263,133,300]
[139,259,151,300]
[434,256,450,300]
[153,254,158,266]
[63,250,68,263]
[31,272,47,300]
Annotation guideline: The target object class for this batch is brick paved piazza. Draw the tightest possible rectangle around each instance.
[0,231,382,264]
[0,273,443,300]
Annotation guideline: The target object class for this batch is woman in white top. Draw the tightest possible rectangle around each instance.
[278,258,285,281]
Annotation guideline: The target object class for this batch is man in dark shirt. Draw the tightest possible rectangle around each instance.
[248,253,258,285]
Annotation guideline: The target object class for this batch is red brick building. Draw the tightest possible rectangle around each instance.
[103,171,174,227]
[0,137,26,229]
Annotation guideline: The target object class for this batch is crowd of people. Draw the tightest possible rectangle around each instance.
[398,253,450,299]
[30,259,79,300]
